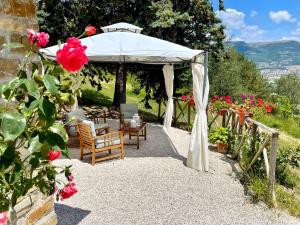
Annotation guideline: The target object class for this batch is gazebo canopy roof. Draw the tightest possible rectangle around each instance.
[101,22,143,33]
[40,23,203,64]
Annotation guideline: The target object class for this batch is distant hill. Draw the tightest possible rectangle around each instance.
[228,41,300,77]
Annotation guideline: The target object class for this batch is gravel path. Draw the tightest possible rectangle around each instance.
[54,121,300,225]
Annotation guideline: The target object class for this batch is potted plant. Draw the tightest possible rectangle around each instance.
[210,95,231,116]
[208,127,230,153]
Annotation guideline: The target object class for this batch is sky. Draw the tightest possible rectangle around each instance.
[212,0,300,42]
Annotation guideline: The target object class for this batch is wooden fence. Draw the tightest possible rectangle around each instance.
[157,98,195,130]
[209,109,279,206]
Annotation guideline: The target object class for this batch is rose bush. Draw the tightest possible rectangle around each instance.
[0,27,92,223]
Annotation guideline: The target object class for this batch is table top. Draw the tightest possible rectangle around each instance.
[120,122,147,132]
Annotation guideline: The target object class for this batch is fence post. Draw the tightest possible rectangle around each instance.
[158,101,161,122]
[268,132,279,207]
[188,103,191,131]
[173,99,177,125]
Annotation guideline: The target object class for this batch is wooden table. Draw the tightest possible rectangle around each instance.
[120,122,147,149]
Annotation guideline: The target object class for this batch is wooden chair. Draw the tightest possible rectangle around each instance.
[77,123,124,165]
[63,108,109,147]
[119,103,144,129]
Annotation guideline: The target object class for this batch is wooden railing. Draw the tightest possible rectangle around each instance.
[209,109,279,206]
[157,98,196,131]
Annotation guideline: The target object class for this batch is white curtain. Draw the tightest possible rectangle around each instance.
[162,64,174,131]
[187,54,209,171]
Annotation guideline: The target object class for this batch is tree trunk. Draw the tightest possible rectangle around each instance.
[113,64,126,107]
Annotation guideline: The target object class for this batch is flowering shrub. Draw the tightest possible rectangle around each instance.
[209,95,231,112]
[209,94,276,116]
[0,26,96,223]
[180,92,195,106]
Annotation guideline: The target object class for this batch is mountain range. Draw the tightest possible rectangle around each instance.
[228,41,300,78]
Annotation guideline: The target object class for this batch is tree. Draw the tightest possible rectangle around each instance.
[274,74,300,106]
[208,48,270,98]
[36,0,226,107]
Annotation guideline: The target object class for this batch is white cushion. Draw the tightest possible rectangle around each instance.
[95,138,121,149]
[66,108,86,136]
[82,120,96,137]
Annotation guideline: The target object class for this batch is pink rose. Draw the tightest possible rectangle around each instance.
[36,32,49,48]
[60,183,78,200]
[56,37,88,72]
[27,29,36,44]
[85,26,96,36]
[67,175,74,182]
[48,149,61,161]
[0,211,7,225]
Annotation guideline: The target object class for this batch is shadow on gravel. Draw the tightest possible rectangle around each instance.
[55,203,90,225]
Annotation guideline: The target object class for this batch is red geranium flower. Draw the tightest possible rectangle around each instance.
[60,183,78,200]
[48,149,61,161]
[56,37,88,72]
[189,98,195,106]
[0,211,7,225]
[181,95,187,101]
[221,96,226,100]
[265,105,272,113]
[36,32,49,48]
[85,26,96,36]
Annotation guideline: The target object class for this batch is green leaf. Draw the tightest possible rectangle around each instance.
[38,97,56,124]
[46,132,66,151]
[22,99,40,117]
[28,134,50,159]
[1,112,26,142]
[44,74,59,94]
[2,42,24,49]
[49,122,68,142]
[19,79,40,99]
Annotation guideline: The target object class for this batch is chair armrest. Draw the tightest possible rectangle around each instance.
[95,131,123,147]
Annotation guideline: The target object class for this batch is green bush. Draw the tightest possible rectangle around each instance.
[276,145,300,188]
[208,127,230,144]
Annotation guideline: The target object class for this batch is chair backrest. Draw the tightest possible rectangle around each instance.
[77,123,94,147]
[120,104,138,119]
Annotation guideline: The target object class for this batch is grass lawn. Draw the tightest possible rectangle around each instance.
[80,76,166,122]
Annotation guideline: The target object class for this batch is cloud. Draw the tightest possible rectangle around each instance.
[269,10,296,23]
[217,8,266,42]
[283,28,300,41]
[250,10,258,18]
[216,8,245,29]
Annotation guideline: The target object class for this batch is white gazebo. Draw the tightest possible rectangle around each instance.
[41,22,209,172]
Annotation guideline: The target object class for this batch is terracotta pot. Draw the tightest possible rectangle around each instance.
[218,109,227,116]
[239,111,245,125]
[217,143,228,153]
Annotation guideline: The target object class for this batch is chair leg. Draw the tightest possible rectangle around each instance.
[80,146,83,160]
[121,145,125,159]
[92,148,96,165]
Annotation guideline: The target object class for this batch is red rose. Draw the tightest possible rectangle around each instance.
[56,37,88,72]
[0,211,7,225]
[48,149,61,161]
[66,37,82,48]
[85,26,96,36]
[60,183,78,200]
[36,32,49,48]
[27,29,36,44]
[181,95,187,101]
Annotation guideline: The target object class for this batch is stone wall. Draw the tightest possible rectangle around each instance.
[14,189,57,225]
[0,1,58,224]
[0,0,38,82]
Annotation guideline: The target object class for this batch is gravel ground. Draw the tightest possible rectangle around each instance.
[54,121,300,225]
